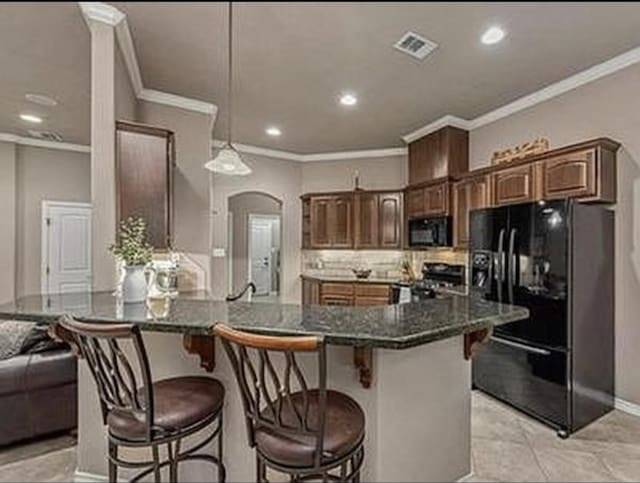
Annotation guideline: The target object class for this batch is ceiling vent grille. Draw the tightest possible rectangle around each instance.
[394,31,438,60]
[27,130,63,142]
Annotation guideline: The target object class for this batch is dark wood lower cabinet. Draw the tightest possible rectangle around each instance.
[301,279,391,307]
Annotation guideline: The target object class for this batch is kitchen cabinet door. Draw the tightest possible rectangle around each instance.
[492,164,539,206]
[355,193,379,249]
[302,278,321,305]
[116,121,174,249]
[310,197,332,248]
[378,193,402,248]
[405,187,425,218]
[543,149,596,200]
[331,195,354,248]
[453,176,490,248]
[424,182,449,215]
[302,198,311,249]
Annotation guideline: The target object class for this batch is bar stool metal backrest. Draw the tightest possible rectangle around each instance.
[214,324,328,470]
[59,315,155,442]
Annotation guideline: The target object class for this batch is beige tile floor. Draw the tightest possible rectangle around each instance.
[2,392,640,482]
[468,391,640,482]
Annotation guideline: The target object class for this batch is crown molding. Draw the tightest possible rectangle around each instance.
[114,18,143,96]
[139,89,218,116]
[78,2,217,120]
[403,43,640,141]
[302,147,407,162]
[0,133,91,153]
[212,140,406,163]
[78,2,125,26]
[402,115,470,143]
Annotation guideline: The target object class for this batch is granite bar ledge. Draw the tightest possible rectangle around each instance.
[0,291,528,350]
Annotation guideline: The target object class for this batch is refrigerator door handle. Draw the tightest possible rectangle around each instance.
[497,228,506,282]
[508,228,517,302]
[491,336,551,356]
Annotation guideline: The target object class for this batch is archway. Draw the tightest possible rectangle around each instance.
[227,191,283,302]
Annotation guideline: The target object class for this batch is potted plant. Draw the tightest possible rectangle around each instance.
[110,216,154,303]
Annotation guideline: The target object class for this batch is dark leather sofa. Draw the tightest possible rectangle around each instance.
[0,349,77,446]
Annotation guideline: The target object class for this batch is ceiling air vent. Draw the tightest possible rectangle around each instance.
[394,31,438,60]
[27,130,63,142]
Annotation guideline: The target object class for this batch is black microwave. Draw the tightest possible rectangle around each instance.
[408,216,452,247]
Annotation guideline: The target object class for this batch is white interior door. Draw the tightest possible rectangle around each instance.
[42,201,92,294]
[249,218,272,296]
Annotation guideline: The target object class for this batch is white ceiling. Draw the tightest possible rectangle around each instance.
[3,3,640,152]
[0,2,90,145]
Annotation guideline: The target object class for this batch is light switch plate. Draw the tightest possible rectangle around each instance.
[212,248,226,258]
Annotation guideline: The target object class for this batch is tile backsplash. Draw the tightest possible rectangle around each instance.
[302,249,468,281]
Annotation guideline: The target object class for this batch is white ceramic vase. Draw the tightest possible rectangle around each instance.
[122,265,148,303]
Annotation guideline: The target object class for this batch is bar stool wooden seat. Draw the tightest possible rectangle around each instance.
[214,323,365,482]
[60,316,225,483]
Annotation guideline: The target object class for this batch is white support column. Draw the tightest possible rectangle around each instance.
[89,20,117,291]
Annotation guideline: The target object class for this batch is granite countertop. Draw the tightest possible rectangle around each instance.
[301,274,401,284]
[0,291,528,350]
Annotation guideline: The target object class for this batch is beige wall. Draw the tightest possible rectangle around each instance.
[301,154,408,193]
[468,62,640,405]
[211,153,302,302]
[0,142,16,304]
[228,192,281,293]
[137,101,212,256]
[114,41,137,122]
[15,146,91,297]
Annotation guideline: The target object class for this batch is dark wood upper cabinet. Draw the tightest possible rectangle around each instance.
[424,182,450,215]
[492,163,540,206]
[378,193,402,248]
[304,190,401,250]
[310,197,332,248]
[309,195,354,248]
[301,198,311,249]
[354,193,379,249]
[116,121,175,250]
[453,175,490,248]
[408,126,468,186]
[331,196,354,248]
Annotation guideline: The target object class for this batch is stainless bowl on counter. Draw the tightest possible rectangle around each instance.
[352,269,372,279]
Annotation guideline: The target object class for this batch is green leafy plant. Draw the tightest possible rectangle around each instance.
[110,216,154,266]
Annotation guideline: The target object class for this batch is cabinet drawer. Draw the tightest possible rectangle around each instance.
[321,282,354,296]
[492,164,539,206]
[355,284,390,298]
[543,149,596,199]
[354,296,390,306]
[320,294,353,306]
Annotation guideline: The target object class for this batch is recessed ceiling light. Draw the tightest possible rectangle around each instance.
[19,113,43,124]
[25,93,58,107]
[481,26,505,45]
[339,93,357,107]
[266,126,281,137]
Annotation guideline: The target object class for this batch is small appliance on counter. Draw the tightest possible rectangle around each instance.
[147,258,180,299]
[392,262,465,303]
[408,215,452,247]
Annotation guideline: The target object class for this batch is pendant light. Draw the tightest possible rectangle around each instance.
[205,2,251,175]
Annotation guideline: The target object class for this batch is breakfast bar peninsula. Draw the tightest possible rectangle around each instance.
[0,291,527,482]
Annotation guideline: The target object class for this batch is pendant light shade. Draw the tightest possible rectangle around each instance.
[205,143,251,175]
[205,2,251,175]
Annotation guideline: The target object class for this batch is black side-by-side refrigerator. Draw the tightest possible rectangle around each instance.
[469,199,614,436]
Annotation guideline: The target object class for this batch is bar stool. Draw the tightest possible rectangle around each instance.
[214,323,365,482]
[60,316,226,482]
